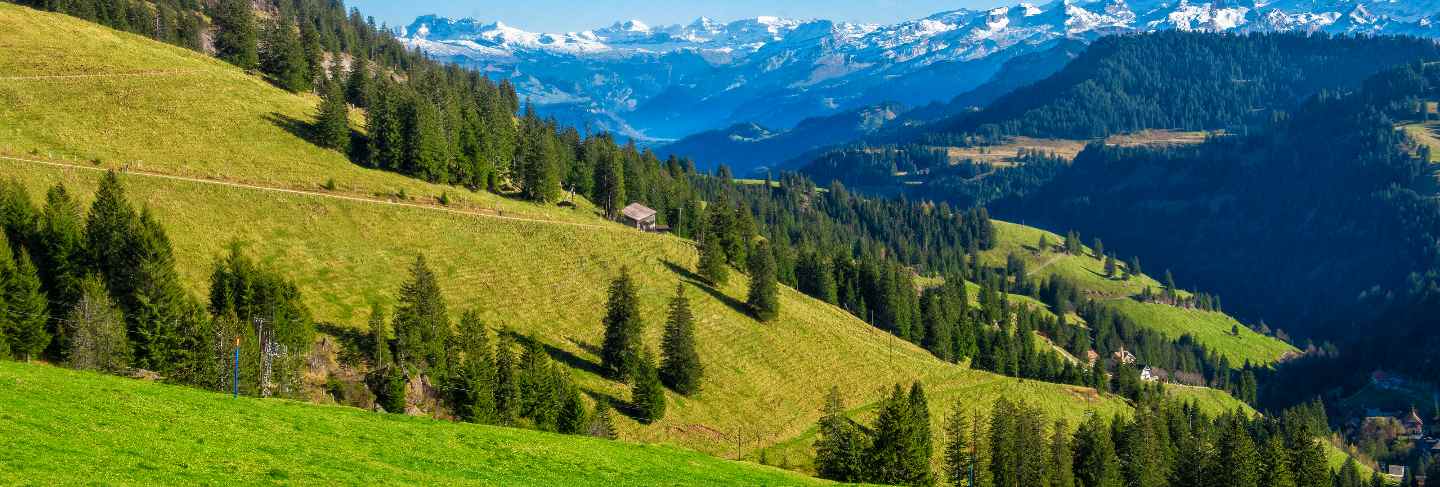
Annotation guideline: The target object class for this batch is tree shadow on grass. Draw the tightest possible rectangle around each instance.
[265,112,366,165]
[661,260,752,318]
[543,339,606,378]
[581,388,648,423]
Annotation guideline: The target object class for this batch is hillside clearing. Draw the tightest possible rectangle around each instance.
[981,222,1298,365]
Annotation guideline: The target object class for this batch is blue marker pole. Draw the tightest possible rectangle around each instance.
[233,336,240,398]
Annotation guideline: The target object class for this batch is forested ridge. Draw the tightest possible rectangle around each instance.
[927,31,1440,144]
[797,32,1440,210]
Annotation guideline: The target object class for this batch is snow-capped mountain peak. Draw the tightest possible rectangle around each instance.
[400,0,1440,141]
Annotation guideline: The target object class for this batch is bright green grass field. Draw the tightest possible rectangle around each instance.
[1105,300,1296,365]
[0,3,593,227]
[983,222,1297,365]
[0,361,826,486]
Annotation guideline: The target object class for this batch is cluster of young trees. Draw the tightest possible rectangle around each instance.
[362,255,609,436]
[817,382,1360,487]
[0,173,314,396]
[597,269,706,424]
[813,383,935,485]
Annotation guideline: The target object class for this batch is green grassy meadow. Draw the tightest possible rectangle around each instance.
[0,361,827,486]
[981,222,1297,365]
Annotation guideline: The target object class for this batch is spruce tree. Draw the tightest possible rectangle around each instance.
[85,171,139,302]
[455,310,496,424]
[1259,435,1296,487]
[631,351,665,424]
[126,210,197,374]
[392,255,449,371]
[213,0,258,70]
[1104,254,1117,279]
[493,331,519,424]
[1049,418,1076,487]
[869,384,929,486]
[316,74,350,152]
[345,57,371,109]
[1074,413,1122,487]
[368,304,392,368]
[944,404,975,487]
[907,382,935,486]
[556,382,588,434]
[520,125,562,202]
[659,285,703,395]
[404,98,449,183]
[37,184,85,313]
[815,386,868,483]
[7,249,49,361]
[746,240,780,322]
[1128,256,1142,279]
[591,142,625,218]
[259,20,310,92]
[600,268,643,381]
[697,221,729,285]
[1212,415,1259,487]
[989,398,1019,487]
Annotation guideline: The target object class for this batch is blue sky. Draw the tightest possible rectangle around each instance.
[346,0,1008,33]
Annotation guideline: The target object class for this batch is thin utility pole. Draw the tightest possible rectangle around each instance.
[233,336,240,398]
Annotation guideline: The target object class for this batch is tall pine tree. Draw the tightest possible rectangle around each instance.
[392,255,449,372]
[316,73,351,152]
[600,268,643,381]
[746,240,780,322]
[659,284,703,395]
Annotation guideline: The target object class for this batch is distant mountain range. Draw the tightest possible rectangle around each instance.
[401,0,1440,168]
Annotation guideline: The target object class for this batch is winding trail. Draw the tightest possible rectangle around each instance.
[0,69,211,81]
[1027,253,1066,277]
[0,154,618,231]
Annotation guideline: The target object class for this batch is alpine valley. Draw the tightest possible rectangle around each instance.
[405,0,1440,172]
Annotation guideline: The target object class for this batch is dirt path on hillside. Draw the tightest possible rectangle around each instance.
[0,69,211,81]
[0,155,622,231]
[1027,254,1065,276]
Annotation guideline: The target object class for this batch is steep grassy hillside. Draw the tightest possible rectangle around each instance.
[0,3,1134,468]
[0,3,590,227]
[0,361,825,486]
[982,222,1298,365]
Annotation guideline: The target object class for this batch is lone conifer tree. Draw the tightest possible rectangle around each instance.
[316,74,350,152]
[659,285,703,395]
[746,240,780,322]
[393,255,449,371]
[600,268,643,381]
[213,0,258,70]
[698,222,728,285]
[631,351,666,424]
